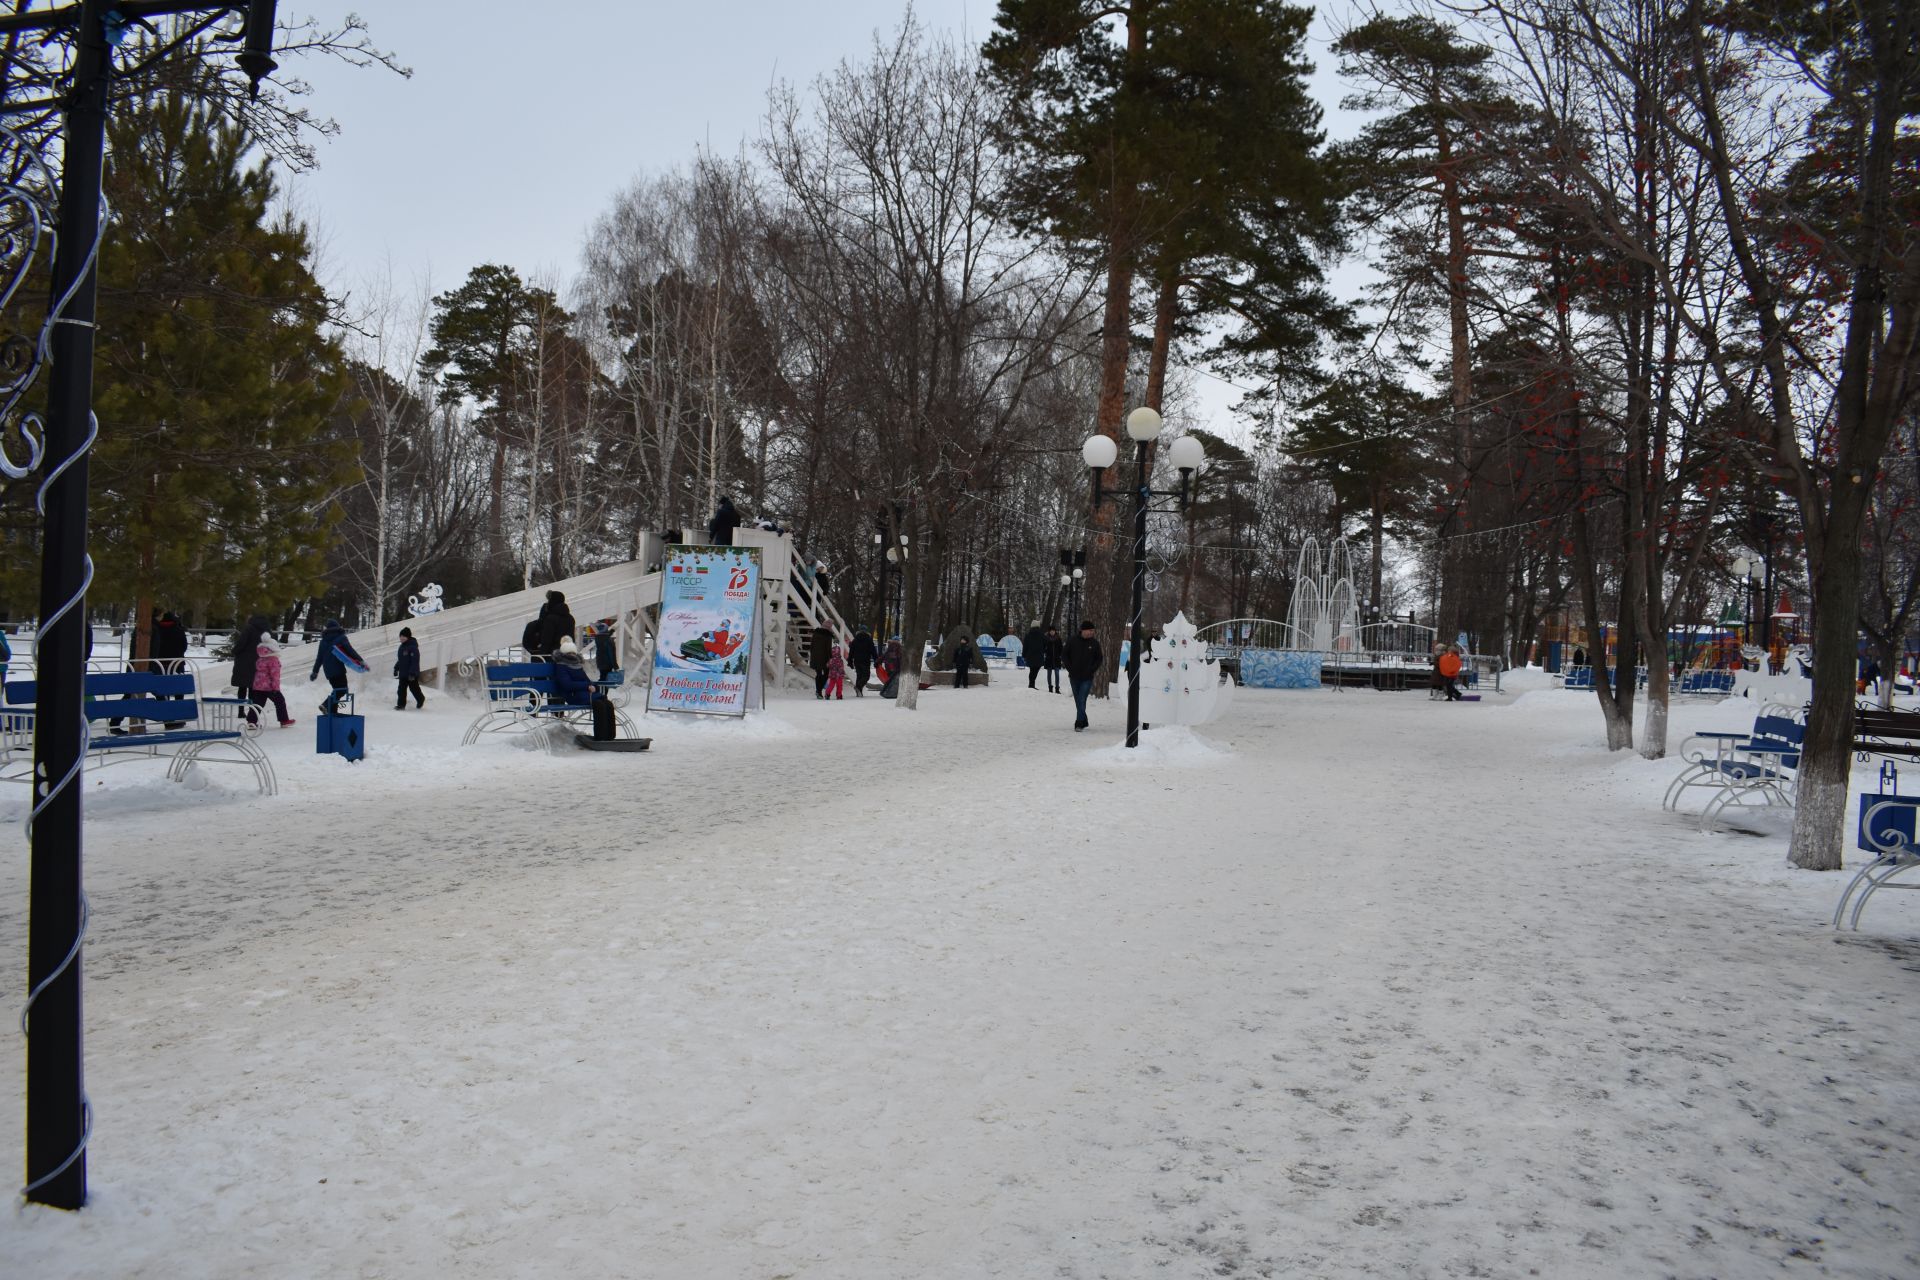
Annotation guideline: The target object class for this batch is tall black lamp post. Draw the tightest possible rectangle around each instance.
[1,0,280,1211]
[886,542,907,639]
[1082,407,1204,748]
[871,528,885,634]
[1732,556,1757,647]
[1057,547,1084,624]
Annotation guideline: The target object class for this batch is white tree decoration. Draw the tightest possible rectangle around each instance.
[407,583,445,617]
[1138,611,1235,727]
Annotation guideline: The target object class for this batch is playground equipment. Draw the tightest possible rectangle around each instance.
[275,530,851,703]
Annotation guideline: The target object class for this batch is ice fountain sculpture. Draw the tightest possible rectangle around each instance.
[1138,611,1235,727]
[1284,537,1360,652]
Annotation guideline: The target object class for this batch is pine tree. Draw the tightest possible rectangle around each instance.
[1331,16,1526,644]
[87,85,352,646]
[1288,373,1431,613]
[422,264,562,585]
[986,0,1343,677]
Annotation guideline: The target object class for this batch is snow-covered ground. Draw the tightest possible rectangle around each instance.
[4,671,1918,1278]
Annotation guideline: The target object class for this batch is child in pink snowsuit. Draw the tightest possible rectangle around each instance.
[825,643,846,700]
[252,638,294,726]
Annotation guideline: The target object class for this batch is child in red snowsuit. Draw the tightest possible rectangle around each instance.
[824,643,846,700]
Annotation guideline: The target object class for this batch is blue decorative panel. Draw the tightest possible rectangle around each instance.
[1240,648,1321,689]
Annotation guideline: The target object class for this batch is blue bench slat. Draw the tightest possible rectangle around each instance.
[9,673,197,704]
[85,698,200,723]
[88,672,196,697]
[91,729,237,748]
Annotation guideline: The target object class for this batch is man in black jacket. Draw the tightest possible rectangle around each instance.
[150,610,189,673]
[1022,620,1047,689]
[848,628,876,696]
[1063,620,1103,731]
[708,496,740,547]
[150,610,191,728]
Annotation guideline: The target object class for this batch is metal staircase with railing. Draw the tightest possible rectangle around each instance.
[732,528,852,693]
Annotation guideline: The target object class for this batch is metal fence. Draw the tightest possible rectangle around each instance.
[1193,617,1503,693]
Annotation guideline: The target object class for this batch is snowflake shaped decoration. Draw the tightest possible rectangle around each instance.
[1135,611,1235,727]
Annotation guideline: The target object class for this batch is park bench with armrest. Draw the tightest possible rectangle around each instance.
[1854,707,1920,760]
[461,662,636,753]
[1833,762,1920,931]
[1676,670,1737,698]
[1662,706,1804,832]
[1,670,277,795]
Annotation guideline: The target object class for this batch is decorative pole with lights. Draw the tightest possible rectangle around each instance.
[1082,407,1204,748]
[0,0,281,1211]
[1057,547,1084,625]
[1732,557,1757,648]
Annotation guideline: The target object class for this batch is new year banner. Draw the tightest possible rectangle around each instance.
[648,544,761,717]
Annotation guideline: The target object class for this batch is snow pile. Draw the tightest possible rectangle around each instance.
[1078,722,1227,767]
[635,706,803,739]
[1504,687,1578,713]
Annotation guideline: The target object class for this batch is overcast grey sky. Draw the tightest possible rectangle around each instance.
[280,1,1371,437]
[284,3,986,293]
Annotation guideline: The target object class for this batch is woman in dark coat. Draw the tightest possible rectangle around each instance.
[394,627,425,709]
[229,614,271,724]
[534,590,576,656]
[1043,625,1065,693]
[1022,621,1047,689]
[811,625,834,699]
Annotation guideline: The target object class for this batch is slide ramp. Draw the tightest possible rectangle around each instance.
[278,561,662,689]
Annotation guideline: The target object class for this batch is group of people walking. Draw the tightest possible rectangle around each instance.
[217,612,363,727]
[812,626,902,700]
[1021,622,1066,693]
[1019,620,1104,730]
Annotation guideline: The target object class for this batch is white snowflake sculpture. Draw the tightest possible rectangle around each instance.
[407,583,445,617]
[1137,611,1235,727]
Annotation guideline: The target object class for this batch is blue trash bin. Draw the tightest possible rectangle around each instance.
[316,693,366,762]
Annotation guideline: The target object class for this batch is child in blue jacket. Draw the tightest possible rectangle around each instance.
[309,618,366,714]
[394,627,425,709]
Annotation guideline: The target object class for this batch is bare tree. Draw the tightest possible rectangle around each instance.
[757,19,1095,709]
